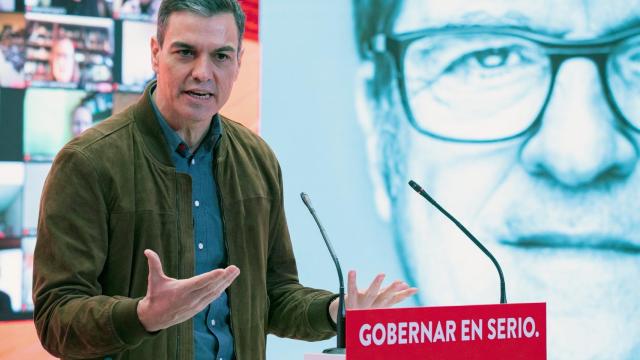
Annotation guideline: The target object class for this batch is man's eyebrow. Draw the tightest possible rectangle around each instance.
[406,11,640,38]
[427,11,571,38]
[169,42,237,53]
[170,41,195,50]
[214,45,236,53]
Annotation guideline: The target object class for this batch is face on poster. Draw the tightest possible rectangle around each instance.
[352,0,640,358]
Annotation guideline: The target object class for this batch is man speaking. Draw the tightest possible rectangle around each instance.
[32,0,416,359]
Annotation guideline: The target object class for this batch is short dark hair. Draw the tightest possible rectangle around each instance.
[157,0,246,48]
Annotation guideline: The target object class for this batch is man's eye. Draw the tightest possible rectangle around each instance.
[445,46,526,74]
[177,49,194,57]
[215,53,230,61]
[473,48,513,68]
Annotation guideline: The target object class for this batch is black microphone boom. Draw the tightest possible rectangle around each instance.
[300,192,346,354]
[408,180,507,304]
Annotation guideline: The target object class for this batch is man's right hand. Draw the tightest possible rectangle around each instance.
[136,249,240,332]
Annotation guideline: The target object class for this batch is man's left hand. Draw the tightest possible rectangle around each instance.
[329,271,418,323]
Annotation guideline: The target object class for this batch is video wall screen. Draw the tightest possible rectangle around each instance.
[23,88,112,161]
[117,19,154,92]
[113,0,160,22]
[0,0,16,12]
[0,246,22,319]
[0,1,148,322]
[0,88,25,160]
[0,12,26,88]
[25,0,113,17]
[0,162,24,240]
[24,12,114,91]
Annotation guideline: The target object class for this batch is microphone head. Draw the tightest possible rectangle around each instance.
[300,192,312,207]
[408,180,422,193]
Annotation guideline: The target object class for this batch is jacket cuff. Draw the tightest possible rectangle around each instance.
[308,293,339,335]
[111,297,157,346]
[326,294,340,331]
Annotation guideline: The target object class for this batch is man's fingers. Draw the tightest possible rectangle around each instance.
[378,287,419,308]
[164,267,241,322]
[392,287,419,304]
[363,274,385,305]
[190,265,240,289]
[208,266,240,295]
[144,249,166,282]
[379,280,409,299]
[347,270,358,308]
[370,280,407,307]
[190,269,226,290]
[190,266,241,303]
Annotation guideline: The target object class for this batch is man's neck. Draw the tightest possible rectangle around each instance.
[153,91,211,150]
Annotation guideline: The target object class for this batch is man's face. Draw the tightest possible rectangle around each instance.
[151,11,241,125]
[50,39,75,83]
[360,0,640,358]
[71,106,92,137]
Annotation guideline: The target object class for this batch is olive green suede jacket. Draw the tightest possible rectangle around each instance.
[32,83,337,359]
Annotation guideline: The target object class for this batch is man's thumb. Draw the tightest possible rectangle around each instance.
[144,249,165,280]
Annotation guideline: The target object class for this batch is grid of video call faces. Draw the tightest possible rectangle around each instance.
[0,0,161,320]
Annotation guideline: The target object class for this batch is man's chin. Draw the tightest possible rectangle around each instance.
[178,108,219,124]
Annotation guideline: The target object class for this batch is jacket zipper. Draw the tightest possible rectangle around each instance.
[213,135,236,359]
[174,170,182,359]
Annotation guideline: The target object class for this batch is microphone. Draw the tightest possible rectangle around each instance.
[300,192,346,354]
[408,180,507,304]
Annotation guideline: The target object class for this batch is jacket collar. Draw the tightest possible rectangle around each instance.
[132,80,227,167]
[132,80,174,167]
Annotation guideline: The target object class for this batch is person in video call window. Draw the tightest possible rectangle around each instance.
[352,0,640,358]
[48,37,80,84]
[119,0,161,20]
[70,104,93,137]
[49,0,106,17]
[33,0,417,359]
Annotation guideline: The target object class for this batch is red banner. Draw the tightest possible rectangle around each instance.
[346,303,546,359]
[240,0,259,41]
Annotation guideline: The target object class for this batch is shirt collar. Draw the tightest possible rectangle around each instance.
[149,85,222,157]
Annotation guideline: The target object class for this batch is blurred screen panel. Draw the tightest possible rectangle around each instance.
[113,0,160,22]
[23,88,112,161]
[24,0,112,18]
[24,12,114,91]
[117,19,154,92]
[0,12,26,88]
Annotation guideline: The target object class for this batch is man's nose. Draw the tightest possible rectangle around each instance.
[191,55,213,83]
[519,58,638,187]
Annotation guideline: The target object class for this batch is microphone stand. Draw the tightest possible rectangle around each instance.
[408,180,507,304]
[301,193,346,353]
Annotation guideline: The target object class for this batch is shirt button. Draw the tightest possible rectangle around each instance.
[194,200,200,207]
[191,158,195,165]
[211,319,216,326]
[198,242,204,250]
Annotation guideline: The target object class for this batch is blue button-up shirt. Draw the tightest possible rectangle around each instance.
[151,91,234,360]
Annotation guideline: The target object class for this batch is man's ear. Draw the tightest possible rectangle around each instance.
[150,36,160,74]
[355,60,392,222]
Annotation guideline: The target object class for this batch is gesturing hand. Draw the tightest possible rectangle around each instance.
[329,271,418,323]
[136,249,240,332]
